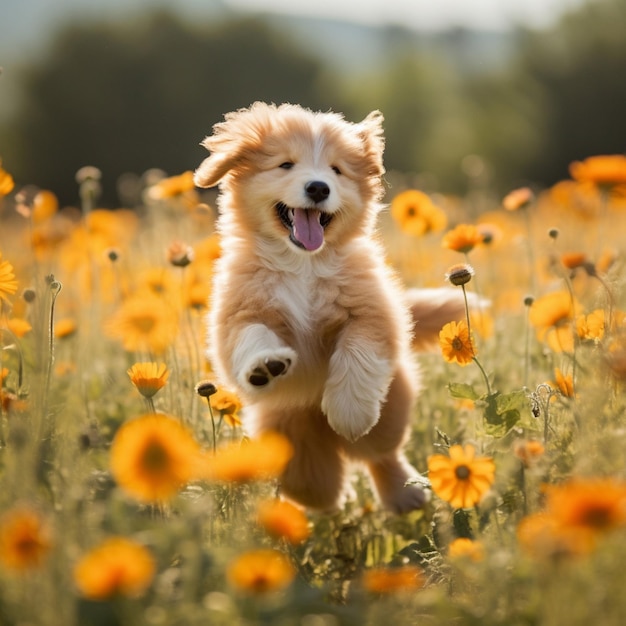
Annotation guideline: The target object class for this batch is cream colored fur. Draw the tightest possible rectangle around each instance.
[194,102,468,513]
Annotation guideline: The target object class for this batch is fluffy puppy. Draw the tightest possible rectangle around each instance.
[194,102,466,513]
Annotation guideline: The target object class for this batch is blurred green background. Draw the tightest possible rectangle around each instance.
[1,0,625,206]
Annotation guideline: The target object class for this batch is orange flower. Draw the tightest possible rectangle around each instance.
[32,190,58,223]
[256,499,310,545]
[502,186,534,211]
[104,294,179,355]
[569,155,626,188]
[0,506,53,571]
[517,512,594,558]
[2,317,32,338]
[54,318,78,339]
[110,413,203,503]
[127,362,170,399]
[448,537,484,562]
[428,444,496,509]
[362,565,424,594]
[561,252,588,271]
[203,431,293,483]
[149,171,196,199]
[0,253,18,303]
[390,189,447,236]
[0,161,15,196]
[552,368,575,398]
[513,439,545,468]
[74,537,156,600]
[439,320,475,366]
[545,477,626,533]
[227,549,295,594]
[576,309,605,341]
[441,224,484,254]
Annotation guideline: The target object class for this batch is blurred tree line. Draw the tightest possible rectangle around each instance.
[1,0,625,206]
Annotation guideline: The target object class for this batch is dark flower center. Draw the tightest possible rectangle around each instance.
[452,337,464,351]
[455,465,471,480]
[141,440,170,472]
[580,505,613,529]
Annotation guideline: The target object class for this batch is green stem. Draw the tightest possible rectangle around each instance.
[472,356,492,396]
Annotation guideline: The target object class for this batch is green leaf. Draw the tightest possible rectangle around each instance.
[448,382,480,401]
[496,389,530,415]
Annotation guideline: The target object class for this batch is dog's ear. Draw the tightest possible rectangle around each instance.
[194,103,273,188]
[358,110,385,177]
[193,128,245,188]
[193,149,238,189]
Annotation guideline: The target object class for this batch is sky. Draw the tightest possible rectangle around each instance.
[223,0,587,31]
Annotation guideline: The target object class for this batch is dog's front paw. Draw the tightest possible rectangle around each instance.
[240,348,297,389]
[322,390,380,443]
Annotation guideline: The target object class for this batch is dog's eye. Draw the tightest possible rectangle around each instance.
[279,162,294,170]
[331,165,342,175]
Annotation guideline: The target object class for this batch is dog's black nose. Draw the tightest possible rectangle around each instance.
[305,180,330,204]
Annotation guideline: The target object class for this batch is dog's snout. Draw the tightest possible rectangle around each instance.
[305,180,330,204]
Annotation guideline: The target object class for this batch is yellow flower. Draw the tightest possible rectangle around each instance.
[256,499,310,545]
[0,162,15,196]
[110,413,203,503]
[73,537,156,600]
[227,549,295,594]
[428,444,496,509]
[441,224,484,254]
[104,294,179,355]
[552,368,575,398]
[362,565,424,594]
[439,320,475,366]
[448,537,484,562]
[569,154,626,188]
[529,291,579,352]
[203,431,293,483]
[209,387,242,427]
[54,317,78,339]
[502,186,534,211]
[127,362,170,399]
[0,506,53,571]
[576,309,605,341]
[0,253,18,302]
[390,189,447,236]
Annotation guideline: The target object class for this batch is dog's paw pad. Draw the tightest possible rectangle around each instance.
[245,354,293,388]
[248,368,270,386]
[266,358,290,377]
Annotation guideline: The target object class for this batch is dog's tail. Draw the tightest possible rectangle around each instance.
[405,287,487,351]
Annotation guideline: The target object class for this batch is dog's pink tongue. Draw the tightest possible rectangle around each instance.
[292,209,324,251]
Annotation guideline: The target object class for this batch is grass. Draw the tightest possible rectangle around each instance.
[0,163,625,625]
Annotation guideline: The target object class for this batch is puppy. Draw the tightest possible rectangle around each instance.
[194,102,467,513]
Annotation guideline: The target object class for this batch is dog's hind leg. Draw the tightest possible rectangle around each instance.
[266,408,347,511]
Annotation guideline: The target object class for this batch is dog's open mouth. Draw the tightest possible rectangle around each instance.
[276,202,334,252]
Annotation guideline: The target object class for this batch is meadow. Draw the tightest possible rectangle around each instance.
[0,155,625,625]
